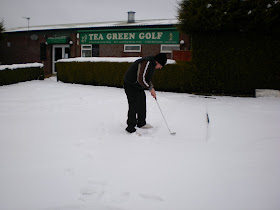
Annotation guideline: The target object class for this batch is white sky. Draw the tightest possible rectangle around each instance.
[0,0,181,30]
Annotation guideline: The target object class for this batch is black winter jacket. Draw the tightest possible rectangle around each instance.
[124,56,156,90]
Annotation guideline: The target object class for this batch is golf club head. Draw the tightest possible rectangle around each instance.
[171,132,176,135]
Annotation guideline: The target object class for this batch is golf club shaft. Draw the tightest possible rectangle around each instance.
[155,98,174,134]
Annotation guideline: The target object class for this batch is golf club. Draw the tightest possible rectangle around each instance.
[155,98,176,135]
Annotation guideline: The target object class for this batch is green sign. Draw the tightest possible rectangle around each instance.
[46,36,69,44]
[79,28,179,44]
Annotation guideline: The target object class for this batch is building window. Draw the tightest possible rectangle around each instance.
[81,45,92,57]
[124,44,141,52]
[161,44,180,53]
[92,44,99,57]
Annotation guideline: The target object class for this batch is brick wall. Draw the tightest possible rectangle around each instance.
[173,50,192,61]
[99,44,169,58]
[0,33,44,65]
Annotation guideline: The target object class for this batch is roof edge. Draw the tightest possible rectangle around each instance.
[5,18,179,33]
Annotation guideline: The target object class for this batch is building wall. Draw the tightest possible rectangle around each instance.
[99,44,123,57]
[44,44,52,75]
[0,33,43,65]
[142,44,162,58]
[98,44,164,58]
[70,33,79,59]
[0,27,190,76]
[179,33,191,50]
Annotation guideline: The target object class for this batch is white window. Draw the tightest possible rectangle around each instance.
[124,44,141,52]
[161,44,180,53]
[81,45,92,57]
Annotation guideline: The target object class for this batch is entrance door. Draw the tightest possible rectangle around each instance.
[52,44,70,74]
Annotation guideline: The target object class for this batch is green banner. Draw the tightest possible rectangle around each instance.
[79,28,179,44]
[46,36,69,44]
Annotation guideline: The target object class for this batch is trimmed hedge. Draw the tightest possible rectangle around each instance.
[0,67,44,86]
[56,61,196,93]
[153,61,196,93]
[57,62,129,88]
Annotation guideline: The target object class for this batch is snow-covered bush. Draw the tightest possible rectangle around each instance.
[0,63,44,86]
[56,60,196,93]
[57,61,129,87]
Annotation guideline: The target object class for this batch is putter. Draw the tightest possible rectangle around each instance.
[155,98,176,135]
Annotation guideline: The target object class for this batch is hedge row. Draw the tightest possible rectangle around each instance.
[56,32,280,96]
[56,61,196,93]
[57,62,129,88]
[0,67,44,86]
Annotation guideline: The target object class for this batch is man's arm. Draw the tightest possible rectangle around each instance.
[137,60,152,89]
[137,60,156,98]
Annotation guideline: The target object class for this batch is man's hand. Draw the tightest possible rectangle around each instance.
[150,88,156,99]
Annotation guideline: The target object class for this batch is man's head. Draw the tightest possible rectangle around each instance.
[154,53,167,69]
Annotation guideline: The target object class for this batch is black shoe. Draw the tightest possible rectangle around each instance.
[125,127,136,133]
[137,122,146,128]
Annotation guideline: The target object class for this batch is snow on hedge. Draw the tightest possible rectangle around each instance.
[0,63,43,71]
[57,57,176,64]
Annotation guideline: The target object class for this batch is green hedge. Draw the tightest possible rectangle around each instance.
[57,62,129,88]
[56,61,196,93]
[0,67,44,86]
[153,61,196,93]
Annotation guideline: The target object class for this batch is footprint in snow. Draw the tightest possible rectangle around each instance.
[79,179,131,204]
[139,193,164,202]
[64,168,75,176]
[79,181,106,201]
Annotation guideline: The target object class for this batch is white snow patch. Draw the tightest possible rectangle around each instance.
[256,89,280,97]
[57,57,176,64]
[0,63,43,71]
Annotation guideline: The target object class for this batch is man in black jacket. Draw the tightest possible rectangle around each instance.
[124,53,167,133]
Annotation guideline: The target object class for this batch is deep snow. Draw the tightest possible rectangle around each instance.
[0,77,280,210]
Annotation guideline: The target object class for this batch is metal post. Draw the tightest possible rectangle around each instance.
[22,17,30,31]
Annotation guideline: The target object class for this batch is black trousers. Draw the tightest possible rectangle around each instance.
[124,83,146,130]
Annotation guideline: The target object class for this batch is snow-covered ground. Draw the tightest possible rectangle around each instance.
[0,77,280,210]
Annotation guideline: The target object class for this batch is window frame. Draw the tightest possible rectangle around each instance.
[160,44,180,53]
[123,44,141,52]
[81,44,92,57]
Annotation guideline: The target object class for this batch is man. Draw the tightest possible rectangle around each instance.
[124,53,167,133]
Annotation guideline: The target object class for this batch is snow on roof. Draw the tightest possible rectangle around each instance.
[57,57,176,65]
[6,19,179,33]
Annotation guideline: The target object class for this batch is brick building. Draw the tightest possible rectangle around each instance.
[0,12,190,76]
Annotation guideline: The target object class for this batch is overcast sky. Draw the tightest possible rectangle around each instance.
[0,0,181,30]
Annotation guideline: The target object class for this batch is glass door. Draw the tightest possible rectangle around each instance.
[52,44,70,74]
